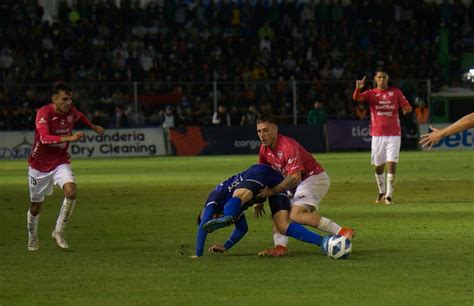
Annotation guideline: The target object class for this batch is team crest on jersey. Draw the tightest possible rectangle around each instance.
[38,117,47,124]
[67,115,73,122]
[388,91,394,96]
[277,151,283,159]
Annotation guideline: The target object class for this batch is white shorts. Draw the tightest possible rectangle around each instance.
[28,164,75,202]
[371,136,401,166]
[289,171,330,211]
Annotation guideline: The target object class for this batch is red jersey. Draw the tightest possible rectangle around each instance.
[28,104,94,172]
[259,134,324,180]
[354,87,411,136]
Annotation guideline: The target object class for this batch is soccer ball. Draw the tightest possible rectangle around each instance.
[324,235,352,259]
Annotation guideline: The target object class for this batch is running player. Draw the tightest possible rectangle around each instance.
[27,83,105,251]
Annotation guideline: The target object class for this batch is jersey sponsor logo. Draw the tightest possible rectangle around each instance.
[376,111,393,116]
[38,117,47,124]
[378,100,391,105]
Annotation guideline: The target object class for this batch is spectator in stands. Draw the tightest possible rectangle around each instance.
[241,105,261,126]
[307,101,327,125]
[414,97,429,124]
[212,105,231,126]
[354,103,369,120]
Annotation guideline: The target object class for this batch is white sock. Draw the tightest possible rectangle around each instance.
[317,217,342,235]
[55,198,76,233]
[273,232,289,247]
[386,173,395,198]
[375,172,386,194]
[27,210,39,236]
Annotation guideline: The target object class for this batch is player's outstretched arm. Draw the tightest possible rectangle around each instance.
[419,112,474,150]
[353,76,366,102]
[61,132,85,143]
[257,171,301,199]
[77,111,105,134]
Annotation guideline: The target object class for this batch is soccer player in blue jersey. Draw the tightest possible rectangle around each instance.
[192,164,334,258]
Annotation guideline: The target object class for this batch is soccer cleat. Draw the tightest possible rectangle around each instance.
[338,227,355,240]
[51,230,69,249]
[203,215,234,233]
[375,193,385,204]
[28,233,39,251]
[385,196,394,205]
[320,236,331,255]
[257,245,289,257]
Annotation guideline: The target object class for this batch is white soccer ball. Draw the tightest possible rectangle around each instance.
[326,235,352,259]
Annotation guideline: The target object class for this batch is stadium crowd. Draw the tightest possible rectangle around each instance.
[0,0,470,130]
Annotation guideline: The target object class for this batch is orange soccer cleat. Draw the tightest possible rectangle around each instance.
[338,227,356,240]
[257,245,289,257]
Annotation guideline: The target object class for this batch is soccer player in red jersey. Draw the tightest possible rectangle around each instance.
[27,83,105,251]
[353,67,412,205]
[255,115,354,257]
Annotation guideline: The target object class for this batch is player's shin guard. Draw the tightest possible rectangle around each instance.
[55,198,76,233]
[273,232,289,247]
[27,210,39,234]
[223,197,242,218]
[386,173,395,198]
[285,223,322,246]
[317,217,342,235]
[375,172,386,194]
[27,210,39,251]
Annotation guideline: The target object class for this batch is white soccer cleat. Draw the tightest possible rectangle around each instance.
[52,230,69,249]
[28,234,39,251]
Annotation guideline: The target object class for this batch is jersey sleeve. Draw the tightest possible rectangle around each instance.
[74,109,95,129]
[36,109,61,144]
[195,203,217,257]
[353,88,370,102]
[397,89,411,108]
[223,215,248,251]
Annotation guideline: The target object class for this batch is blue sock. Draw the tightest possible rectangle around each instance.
[286,223,322,246]
[223,197,242,217]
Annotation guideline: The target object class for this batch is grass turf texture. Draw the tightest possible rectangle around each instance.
[0,151,473,305]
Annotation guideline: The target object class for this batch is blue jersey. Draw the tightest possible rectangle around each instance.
[195,164,285,256]
[204,164,284,212]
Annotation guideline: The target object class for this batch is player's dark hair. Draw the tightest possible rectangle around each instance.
[256,114,277,125]
[375,67,389,76]
[52,83,73,95]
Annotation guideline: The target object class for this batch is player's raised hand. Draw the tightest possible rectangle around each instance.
[419,126,442,150]
[253,203,266,219]
[356,76,366,89]
[208,244,226,253]
[93,125,105,135]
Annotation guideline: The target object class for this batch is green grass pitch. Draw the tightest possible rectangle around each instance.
[0,151,473,305]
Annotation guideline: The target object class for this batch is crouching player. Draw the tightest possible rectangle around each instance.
[192,164,337,258]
